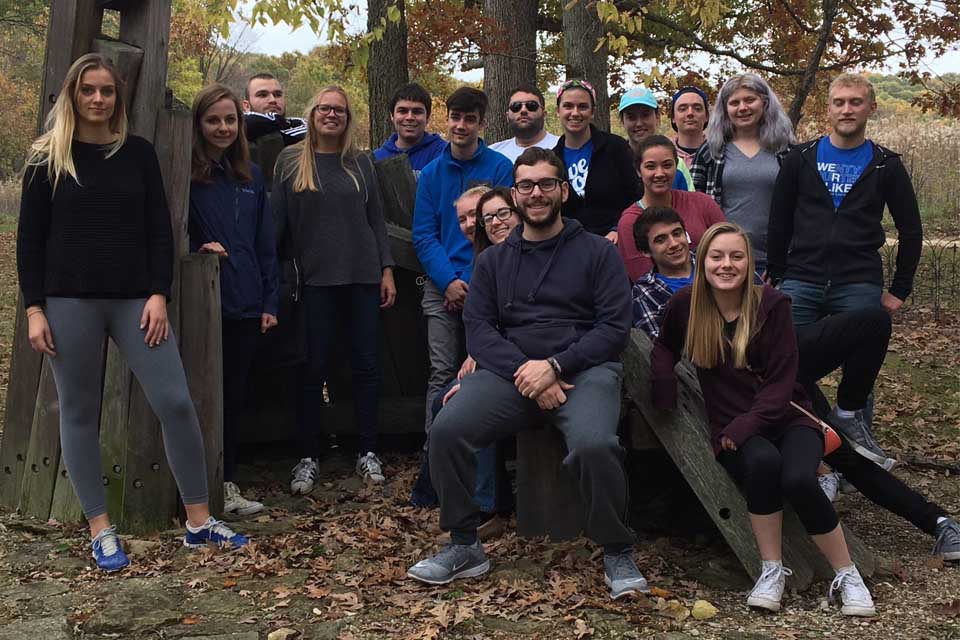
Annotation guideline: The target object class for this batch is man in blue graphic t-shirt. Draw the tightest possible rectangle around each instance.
[816,136,873,209]
[767,73,922,466]
[768,72,922,325]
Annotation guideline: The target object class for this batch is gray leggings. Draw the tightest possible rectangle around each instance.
[45,298,209,519]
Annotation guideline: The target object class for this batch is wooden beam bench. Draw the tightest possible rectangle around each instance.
[516,329,875,591]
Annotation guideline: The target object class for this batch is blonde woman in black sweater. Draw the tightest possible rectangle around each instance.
[17,54,248,572]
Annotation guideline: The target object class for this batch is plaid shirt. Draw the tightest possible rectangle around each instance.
[631,254,697,338]
[689,144,723,205]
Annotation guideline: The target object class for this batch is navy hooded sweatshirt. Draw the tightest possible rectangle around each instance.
[464,218,632,380]
[189,162,280,320]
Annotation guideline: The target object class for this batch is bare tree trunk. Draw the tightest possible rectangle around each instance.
[367,0,409,149]
[563,0,609,131]
[482,0,537,143]
[788,0,838,127]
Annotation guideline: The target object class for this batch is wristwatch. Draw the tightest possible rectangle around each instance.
[547,357,562,377]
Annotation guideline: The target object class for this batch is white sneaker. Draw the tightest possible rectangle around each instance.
[746,560,793,612]
[829,565,876,617]
[223,481,264,516]
[357,452,385,483]
[290,458,319,495]
[818,472,840,503]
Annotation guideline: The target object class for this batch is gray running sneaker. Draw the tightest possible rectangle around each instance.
[934,517,960,561]
[827,407,888,465]
[407,541,490,585]
[603,550,649,600]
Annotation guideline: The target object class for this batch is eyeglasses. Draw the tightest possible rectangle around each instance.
[479,207,517,226]
[514,178,563,195]
[509,100,541,113]
[315,104,347,116]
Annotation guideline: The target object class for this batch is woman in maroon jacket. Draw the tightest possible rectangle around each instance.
[650,222,875,617]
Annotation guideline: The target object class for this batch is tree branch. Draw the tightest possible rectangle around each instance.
[640,11,803,76]
[774,0,817,34]
[787,0,838,125]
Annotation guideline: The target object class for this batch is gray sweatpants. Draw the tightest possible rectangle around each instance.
[420,280,466,434]
[429,363,634,547]
[44,298,209,519]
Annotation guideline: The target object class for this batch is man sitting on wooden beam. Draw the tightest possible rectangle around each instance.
[407,147,649,600]
[630,206,960,562]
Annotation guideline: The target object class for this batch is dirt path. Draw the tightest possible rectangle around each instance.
[0,452,959,640]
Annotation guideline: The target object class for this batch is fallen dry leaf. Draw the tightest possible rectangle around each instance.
[571,617,593,638]
[935,599,960,618]
[691,599,718,620]
[181,614,201,625]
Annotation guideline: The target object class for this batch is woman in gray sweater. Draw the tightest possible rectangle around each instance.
[273,86,396,493]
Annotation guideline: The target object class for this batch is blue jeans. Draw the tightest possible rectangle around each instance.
[777,280,883,326]
[299,284,381,456]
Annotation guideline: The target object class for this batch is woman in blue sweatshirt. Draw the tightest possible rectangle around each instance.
[189,84,279,516]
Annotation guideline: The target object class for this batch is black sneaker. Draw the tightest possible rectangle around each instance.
[934,517,960,561]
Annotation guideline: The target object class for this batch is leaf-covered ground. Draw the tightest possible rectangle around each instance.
[0,229,958,639]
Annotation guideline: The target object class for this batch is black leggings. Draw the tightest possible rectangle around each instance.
[796,307,890,413]
[719,426,839,536]
[794,308,946,535]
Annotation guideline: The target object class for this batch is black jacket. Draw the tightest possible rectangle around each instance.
[552,125,641,236]
[767,138,922,300]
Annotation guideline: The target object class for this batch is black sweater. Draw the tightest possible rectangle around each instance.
[552,125,641,236]
[767,139,922,300]
[17,136,174,308]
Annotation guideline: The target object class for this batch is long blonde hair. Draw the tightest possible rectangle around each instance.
[280,85,360,193]
[25,53,128,190]
[684,222,762,369]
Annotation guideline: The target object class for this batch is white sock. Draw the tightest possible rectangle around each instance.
[186,517,212,533]
[762,559,783,569]
[836,564,856,574]
[835,408,856,419]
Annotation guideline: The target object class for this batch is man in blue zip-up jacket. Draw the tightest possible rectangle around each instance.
[413,87,514,434]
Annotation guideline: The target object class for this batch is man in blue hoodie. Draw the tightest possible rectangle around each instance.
[373,83,447,177]
[408,147,648,600]
[413,87,514,435]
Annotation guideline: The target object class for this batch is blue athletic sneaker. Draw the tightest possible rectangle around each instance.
[183,517,249,549]
[91,525,130,572]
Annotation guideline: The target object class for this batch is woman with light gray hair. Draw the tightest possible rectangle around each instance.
[690,74,795,273]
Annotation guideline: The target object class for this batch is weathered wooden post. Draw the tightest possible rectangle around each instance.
[0,0,224,531]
